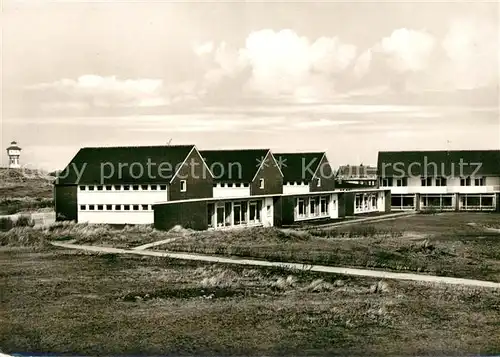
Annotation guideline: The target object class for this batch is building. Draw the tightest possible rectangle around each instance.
[336,164,377,186]
[6,141,22,169]
[54,144,391,229]
[155,150,390,230]
[54,145,213,224]
[378,150,500,211]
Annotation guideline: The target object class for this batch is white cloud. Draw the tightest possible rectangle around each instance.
[196,29,357,101]
[193,41,214,56]
[353,49,372,78]
[29,75,168,109]
[379,28,436,72]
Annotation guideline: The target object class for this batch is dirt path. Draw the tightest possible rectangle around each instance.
[296,211,416,230]
[51,241,500,289]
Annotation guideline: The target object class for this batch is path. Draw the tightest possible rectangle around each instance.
[51,241,500,289]
[132,237,180,250]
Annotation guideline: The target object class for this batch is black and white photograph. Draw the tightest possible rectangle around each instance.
[1,0,499,355]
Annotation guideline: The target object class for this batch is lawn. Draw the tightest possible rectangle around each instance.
[1,247,499,356]
[152,212,500,281]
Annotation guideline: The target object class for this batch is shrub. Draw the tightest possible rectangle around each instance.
[15,215,35,228]
[0,217,14,232]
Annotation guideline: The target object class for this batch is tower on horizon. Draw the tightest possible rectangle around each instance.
[6,141,22,169]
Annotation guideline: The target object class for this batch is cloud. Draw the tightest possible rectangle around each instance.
[379,28,436,72]
[29,75,168,109]
[195,29,357,102]
[353,49,372,78]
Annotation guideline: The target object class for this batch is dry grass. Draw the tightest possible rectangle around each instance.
[155,213,500,281]
[1,248,499,356]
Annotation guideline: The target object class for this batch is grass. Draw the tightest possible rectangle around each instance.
[1,248,499,356]
[151,212,500,281]
[0,168,54,214]
[0,197,54,215]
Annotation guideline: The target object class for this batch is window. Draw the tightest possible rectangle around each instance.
[475,177,485,186]
[243,183,249,187]
[371,195,377,208]
[141,204,149,211]
[180,180,187,192]
[320,197,327,214]
[160,185,167,190]
[213,183,218,188]
[460,177,471,186]
[381,178,393,187]
[317,178,321,187]
[97,186,103,191]
[133,205,139,211]
[435,177,447,186]
[105,185,112,191]
[259,178,264,189]
[132,185,139,191]
[124,205,130,211]
[88,186,95,191]
[80,205,86,210]
[396,178,407,187]
[310,198,317,215]
[249,201,261,222]
[114,185,121,191]
[115,205,121,210]
[229,183,234,188]
[97,205,104,211]
[123,185,130,191]
[79,186,86,191]
[141,185,149,190]
[298,198,305,217]
[150,185,157,190]
[421,177,432,186]
[106,205,113,210]
[89,205,95,210]
[482,196,494,207]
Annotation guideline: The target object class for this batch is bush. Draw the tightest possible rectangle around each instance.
[0,217,14,232]
[15,215,35,228]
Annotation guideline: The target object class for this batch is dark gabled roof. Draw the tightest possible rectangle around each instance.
[337,165,377,178]
[199,149,270,183]
[273,152,325,183]
[7,141,21,151]
[378,150,500,177]
[55,145,195,185]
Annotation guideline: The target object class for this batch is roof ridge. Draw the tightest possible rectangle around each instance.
[81,144,194,150]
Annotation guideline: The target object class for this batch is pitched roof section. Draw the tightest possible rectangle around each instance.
[273,152,325,183]
[378,150,500,177]
[56,145,195,185]
[200,149,270,182]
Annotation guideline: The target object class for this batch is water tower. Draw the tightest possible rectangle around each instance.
[6,141,21,168]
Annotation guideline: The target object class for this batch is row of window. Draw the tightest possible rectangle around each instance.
[355,193,378,210]
[79,181,188,192]
[297,196,330,218]
[207,201,264,228]
[80,204,153,211]
[381,177,486,187]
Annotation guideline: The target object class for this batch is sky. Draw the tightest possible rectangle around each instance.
[1,0,499,171]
